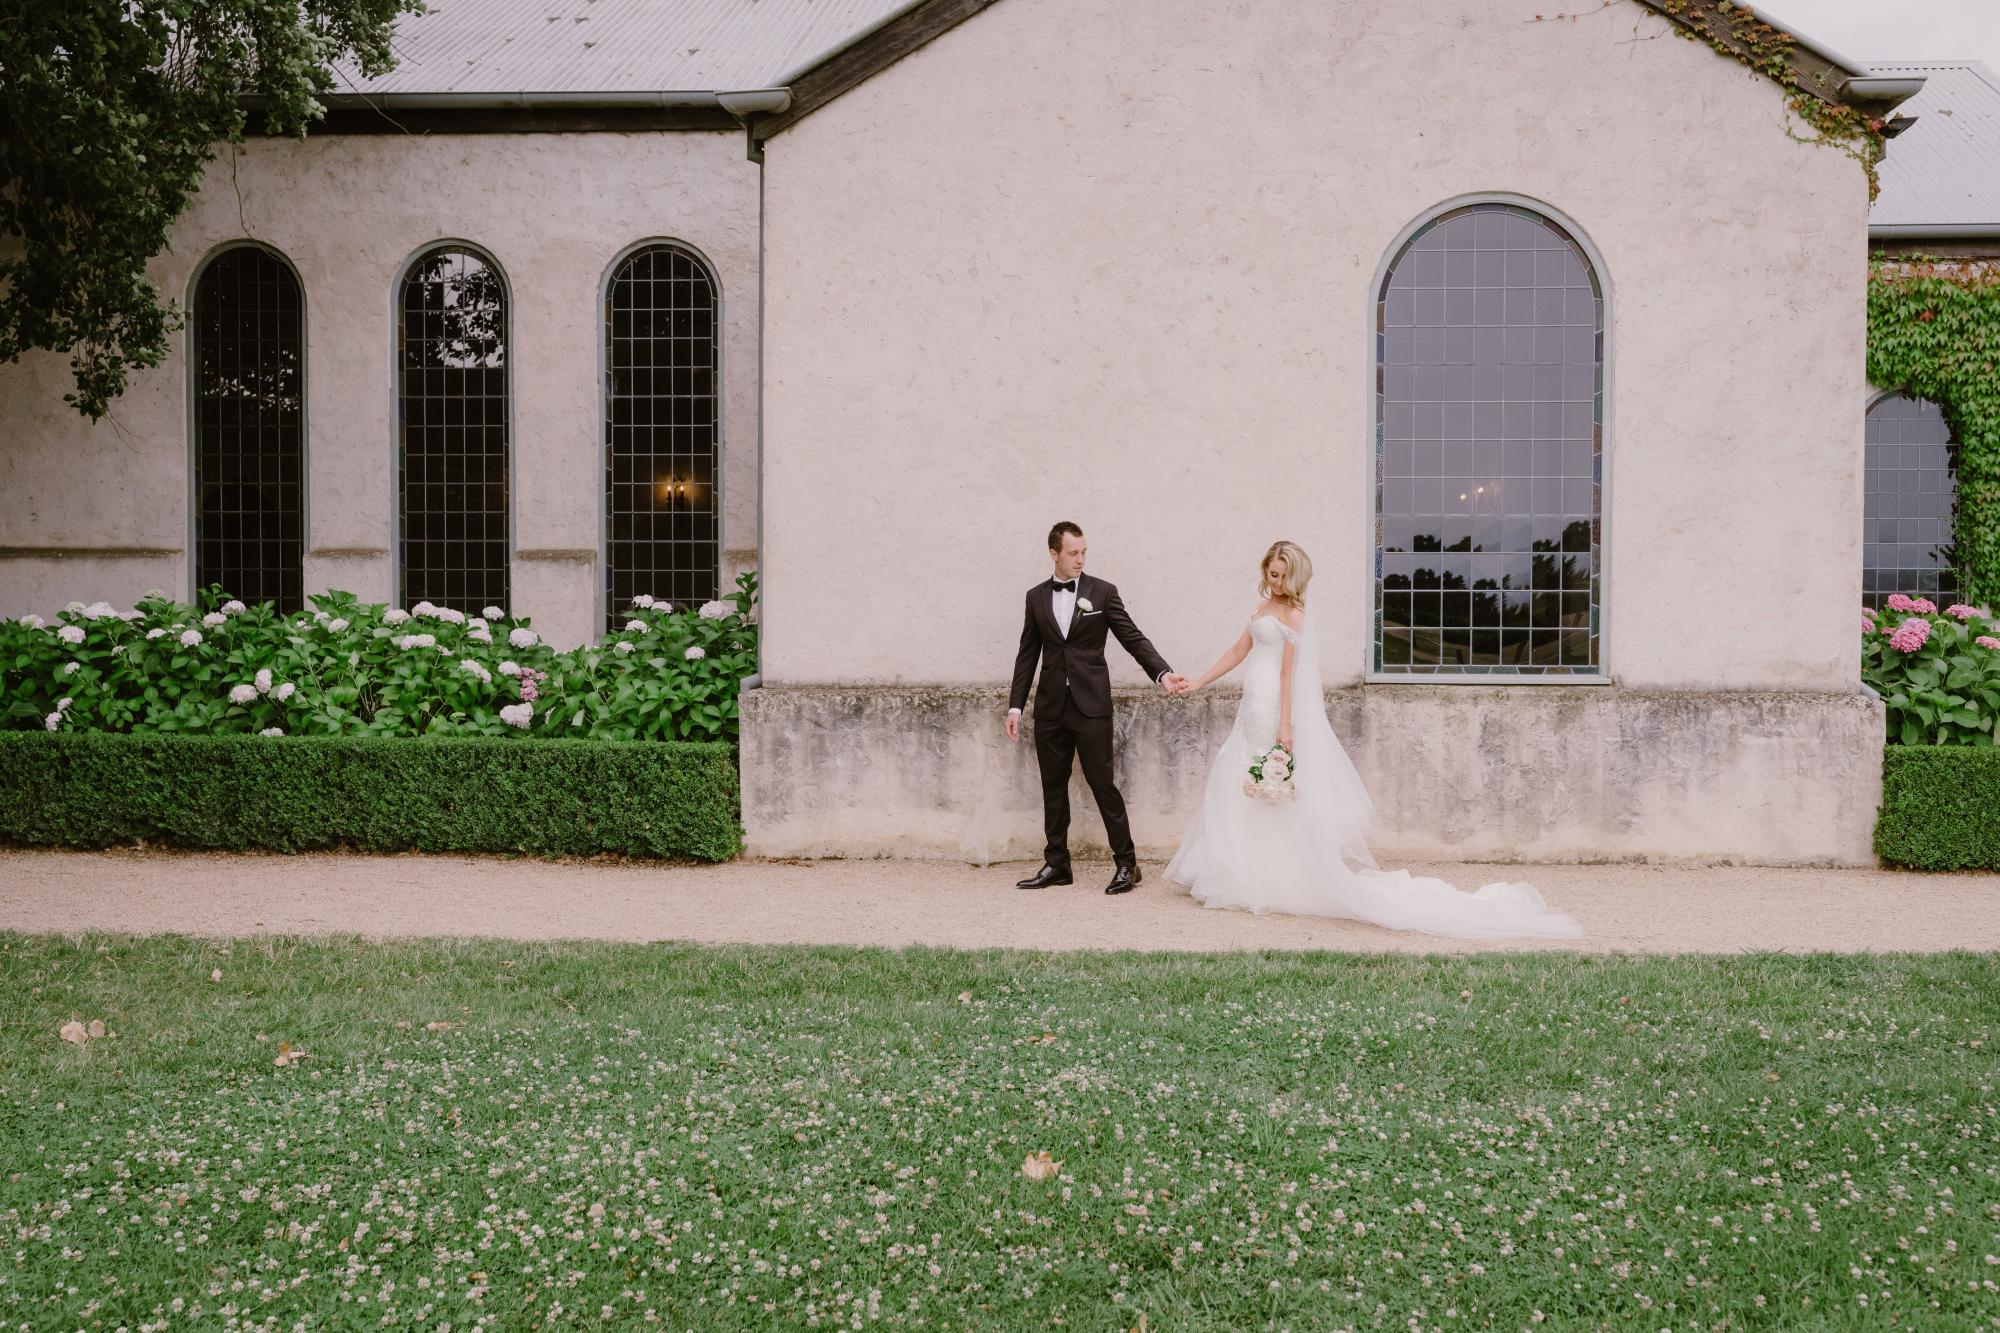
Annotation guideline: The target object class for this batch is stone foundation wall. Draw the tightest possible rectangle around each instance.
[740,684,1886,866]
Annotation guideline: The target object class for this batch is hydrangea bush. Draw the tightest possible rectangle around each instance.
[1861,595,2000,746]
[2,573,758,743]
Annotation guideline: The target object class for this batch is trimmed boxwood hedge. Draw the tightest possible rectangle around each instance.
[1876,745,2000,871]
[0,732,741,861]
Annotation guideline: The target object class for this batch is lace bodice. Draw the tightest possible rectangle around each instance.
[1237,614,1299,750]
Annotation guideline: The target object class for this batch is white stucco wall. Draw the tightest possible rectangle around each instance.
[0,130,760,648]
[759,0,1869,691]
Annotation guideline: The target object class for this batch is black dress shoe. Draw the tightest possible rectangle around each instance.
[1016,864,1074,890]
[1104,863,1142,895]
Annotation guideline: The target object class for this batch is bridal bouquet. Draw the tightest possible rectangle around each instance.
[1243,742,1296,803]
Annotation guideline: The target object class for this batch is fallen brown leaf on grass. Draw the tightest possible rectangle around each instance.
[1021,1151,1061,1181]
[425,1021,461,1032]
[58,1021,88,1046]
[210,969,222,982]
[274,1041,307,1067]
[87,1019,105,1039]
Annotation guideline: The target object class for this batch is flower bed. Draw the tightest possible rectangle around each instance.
[2,575,758,743]
[0,731,742,859]
[1860,595,2000,746]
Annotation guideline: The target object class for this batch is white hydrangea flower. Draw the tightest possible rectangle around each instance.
[483,605,505,619]
[274,682,296,701]
[655,602,673,614]
[259,727,285,738]
[201,611,226,628]
[57,625,84,644]
[17,615,44,630]
[382,609,411,625]
[254,668,273,694]
[62,661,81,676]
[467,627,492,644]
[498,702,534,729]
[327,618,349,633]
[460,659,493,685]
[437,607,466,624]
[63,601,84,614]
[81,601,115,620]
[222,599,247,614]
[395,633,437,650]
[697,601,730,620]
[467,617,488,631]
[312,609,330,622]
[56,697,72,711]
[228,683,257,705]
[145,628,166,640]
[496,661,520,676]
[684,645,706,661]
[508,627,538,649]
[436,644,454,656]
[179,629,202,648]
[625,619,649,634]
[412,601,438,618]
[44,711,62,731]
[632,594,655,609]
[119,609,144,621]
[614,641,635,655]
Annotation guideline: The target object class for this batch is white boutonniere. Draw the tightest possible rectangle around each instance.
[1076,598,1094,612]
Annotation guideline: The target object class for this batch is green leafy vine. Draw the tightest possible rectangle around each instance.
[1868,258,2000,609]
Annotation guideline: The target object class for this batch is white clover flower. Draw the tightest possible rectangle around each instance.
[467,627,492,644]
[222,599,247,615]
[228,683,257,705]
[483,605,505,619]
[460,659,493,685]
[62,661,81,676]
[632,594,655,609]
[684,645,706,661]
[698,600,730,620]
[201,611,226,628]
[412,601,438,618]
[57,624,84,644]
[179,629,202,648]
[17,614,44,630]
[614,641,635,655]
[625,619,649,634]
[382,609,410,625]
[145,628,166,640]
[327,618,349,633]
[254,668,273,694]
[498,701,533,729]
[63,601,84,614]
[44,712,62,731]
[508,627,538,649]
[259,727,285,738]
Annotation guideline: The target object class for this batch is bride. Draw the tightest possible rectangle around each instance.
[1162,540,1583,940]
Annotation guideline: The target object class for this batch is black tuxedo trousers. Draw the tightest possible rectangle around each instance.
[1009,575,1172,869]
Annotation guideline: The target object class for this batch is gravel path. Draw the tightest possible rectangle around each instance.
[2,849,1997,953]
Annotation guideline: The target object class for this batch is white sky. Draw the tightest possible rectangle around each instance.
[1752,0,2000,70]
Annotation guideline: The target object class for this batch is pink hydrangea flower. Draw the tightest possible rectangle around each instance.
[1861,605,1877,619]
[1888,617,1932,653]
[1861,613,1876,634]
[1909,597,1938,614]
[1944,604,1976,621]
[1885,593,1916,611]
[1977,635,2000,652]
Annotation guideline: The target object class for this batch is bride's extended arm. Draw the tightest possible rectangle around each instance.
[1186,630,1253,692]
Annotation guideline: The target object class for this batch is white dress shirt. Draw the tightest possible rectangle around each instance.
[1011,576,1167,716]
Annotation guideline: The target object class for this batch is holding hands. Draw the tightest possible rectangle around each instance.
[1161,672,1194,696]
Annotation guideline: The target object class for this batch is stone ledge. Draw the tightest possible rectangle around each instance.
[740,683,1885,866]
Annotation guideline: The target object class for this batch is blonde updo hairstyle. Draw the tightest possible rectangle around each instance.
[1259,540,1312,609]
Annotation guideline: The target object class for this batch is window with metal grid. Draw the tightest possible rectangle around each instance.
[1374,203,1603,675]
[604,243,719,628]
[192,245,305,611]
[1864,393,1959,608]
[397,246,510,611]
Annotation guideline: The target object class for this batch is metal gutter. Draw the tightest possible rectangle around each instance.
[300,88,790,111]
[1870,223,2000,238]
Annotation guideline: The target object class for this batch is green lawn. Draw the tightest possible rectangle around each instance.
[1,938,1996,1331]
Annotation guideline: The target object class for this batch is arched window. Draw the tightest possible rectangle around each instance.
[192,245,305,611]
[1864,392,1958,609]
[1374,202,1603,674]
[397,245,510,610]
[604,242,720,627]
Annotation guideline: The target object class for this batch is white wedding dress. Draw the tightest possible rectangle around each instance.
[1163,604,1584,940]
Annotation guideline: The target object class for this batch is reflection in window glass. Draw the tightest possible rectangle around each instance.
[1374,203,1602,674]
[1863,393,1957,609]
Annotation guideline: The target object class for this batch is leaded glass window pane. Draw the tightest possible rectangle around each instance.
[1374,203,1603,674]
[1863,393,1958,608]
[193,246,305,611]
[398,246,510,610]
[605,244,720,628]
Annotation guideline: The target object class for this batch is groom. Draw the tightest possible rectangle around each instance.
[1007,522,1186,894]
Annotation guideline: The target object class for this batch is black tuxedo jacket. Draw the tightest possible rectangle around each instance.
[1009,573,1172,719]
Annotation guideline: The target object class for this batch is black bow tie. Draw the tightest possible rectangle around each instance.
[1051,579,1077,593]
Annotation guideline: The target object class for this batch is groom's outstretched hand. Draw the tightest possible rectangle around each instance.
[1161,673,1191,695]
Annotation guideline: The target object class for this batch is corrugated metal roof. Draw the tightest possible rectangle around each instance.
[331,0,914,95]
[1871,62,2000,229]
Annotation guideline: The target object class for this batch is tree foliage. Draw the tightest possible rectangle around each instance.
[0,1,417,418]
